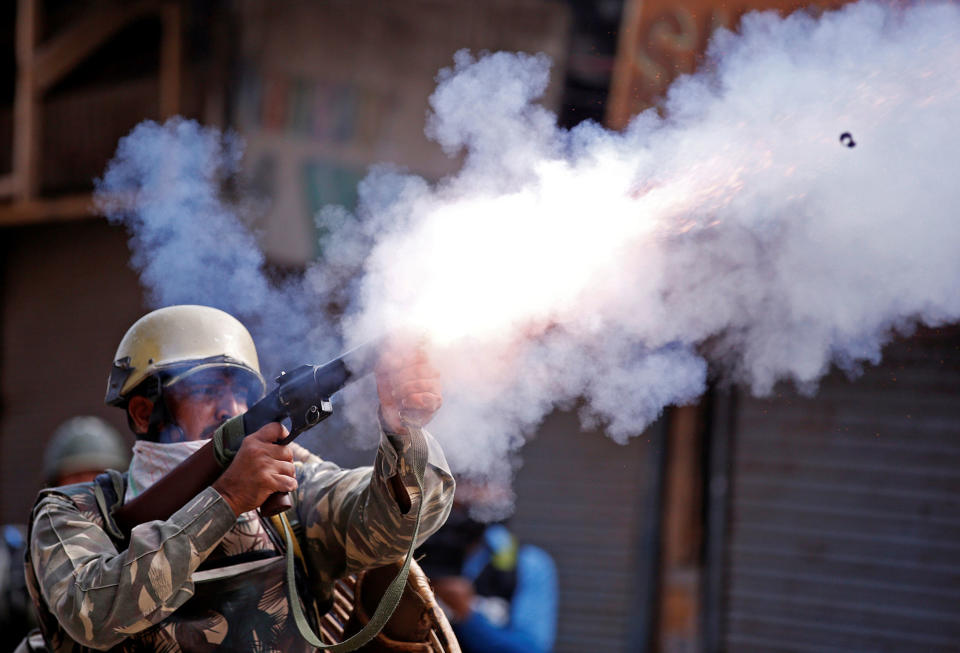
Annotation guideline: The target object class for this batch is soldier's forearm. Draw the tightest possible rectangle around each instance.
[294,426,454,583]
[382,427,454,517]
[344,427,455,571]
[33,487,236,647]
[389,472,413,513]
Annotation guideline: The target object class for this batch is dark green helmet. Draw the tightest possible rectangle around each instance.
[43,416,130,485]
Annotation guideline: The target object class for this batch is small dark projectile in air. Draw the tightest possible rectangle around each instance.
[839,132,856,148]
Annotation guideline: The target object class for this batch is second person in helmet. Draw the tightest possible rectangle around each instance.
[43,416,130,486]
[26,304,455,652]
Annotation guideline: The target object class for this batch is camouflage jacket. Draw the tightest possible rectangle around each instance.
[26,427,454,651]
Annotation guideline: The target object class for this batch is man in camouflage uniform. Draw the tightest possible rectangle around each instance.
[5,416,129,652]
[25,305,455,651]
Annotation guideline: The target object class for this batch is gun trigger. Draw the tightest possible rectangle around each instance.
[278,399,334,445]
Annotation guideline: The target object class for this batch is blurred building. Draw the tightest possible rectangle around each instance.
[1,2,958,653]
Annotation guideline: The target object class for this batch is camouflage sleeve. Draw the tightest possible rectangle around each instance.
[294,423,455,585]
[29,486,236,648]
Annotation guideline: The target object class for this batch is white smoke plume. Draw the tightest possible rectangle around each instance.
[98,1,960,497]
[95,121,341,366]
[94,120,376,456]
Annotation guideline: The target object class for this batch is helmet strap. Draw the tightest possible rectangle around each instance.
[138,379,187,443]
[145,389,168,442]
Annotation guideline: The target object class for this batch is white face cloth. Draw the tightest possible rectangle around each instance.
[124,439,257,523]
[124,439,208,502]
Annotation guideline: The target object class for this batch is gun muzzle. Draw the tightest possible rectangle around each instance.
[313,338,382,397]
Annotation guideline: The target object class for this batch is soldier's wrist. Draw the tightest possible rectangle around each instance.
[211,481,243,517]
[378,406,408,435]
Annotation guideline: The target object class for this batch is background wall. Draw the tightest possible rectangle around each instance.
[712,326,960,652]
[0,220,143,520]
[513,410,661,652]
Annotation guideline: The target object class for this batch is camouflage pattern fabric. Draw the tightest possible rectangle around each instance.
[26,427,455,652]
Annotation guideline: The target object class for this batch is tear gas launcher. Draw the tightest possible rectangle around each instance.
[112,341,379,534]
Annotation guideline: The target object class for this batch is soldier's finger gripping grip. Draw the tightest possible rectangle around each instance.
[212,414,293,516]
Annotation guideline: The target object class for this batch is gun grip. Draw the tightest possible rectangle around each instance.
[259,491,293,516]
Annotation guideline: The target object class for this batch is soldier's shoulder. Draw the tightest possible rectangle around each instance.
[32,480,103,523]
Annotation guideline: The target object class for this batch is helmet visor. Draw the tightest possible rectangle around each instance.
[162,359,266,404]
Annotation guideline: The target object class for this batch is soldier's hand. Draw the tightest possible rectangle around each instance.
[212,423,297,516]
[376,340,443,434]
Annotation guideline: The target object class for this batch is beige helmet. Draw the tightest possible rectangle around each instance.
[105,305,266,407]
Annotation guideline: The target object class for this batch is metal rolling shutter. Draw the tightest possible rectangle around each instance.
[721,328,960,652]
[512,410,659,653]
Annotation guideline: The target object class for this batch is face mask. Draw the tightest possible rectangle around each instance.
[124,439,208,502]
[124,440,259,523]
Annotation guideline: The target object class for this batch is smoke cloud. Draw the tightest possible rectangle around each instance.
[97,1,960,501]
[95,121,341,364]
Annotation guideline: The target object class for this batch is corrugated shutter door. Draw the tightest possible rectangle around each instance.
[513,410,656,653]
[723,328,960,652]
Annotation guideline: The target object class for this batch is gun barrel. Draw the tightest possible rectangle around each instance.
[314,339,381,397]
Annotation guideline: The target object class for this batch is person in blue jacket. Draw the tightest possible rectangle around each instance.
[418,493,558,653]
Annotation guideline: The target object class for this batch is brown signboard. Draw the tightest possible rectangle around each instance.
[607,0,848,129]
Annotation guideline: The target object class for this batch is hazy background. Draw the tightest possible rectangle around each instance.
[1,2,958,652]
